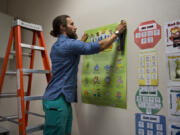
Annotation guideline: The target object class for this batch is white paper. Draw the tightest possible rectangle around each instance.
[138,49,158,85]
[168,87,180,122]
[164,20,180,53]
[166,53,180,86]
[169,122,180,135]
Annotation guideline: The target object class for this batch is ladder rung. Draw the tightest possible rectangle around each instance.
[6,71,16,75]
[10,51,32,57]
[12,19,43,31]
[6,69,50,75]
[0,93,17,98]
[24,96,42,101]
[23,69,50,74]
[21,43,45,51]
[26,124,44,134]
[0,92,27,98]
[28,112,44,118]
[6,71,29,76]
[0,115,18,124]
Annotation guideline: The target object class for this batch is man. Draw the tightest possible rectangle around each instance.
[42,15,126,135]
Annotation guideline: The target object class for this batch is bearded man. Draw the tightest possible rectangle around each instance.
[42,15,126,135]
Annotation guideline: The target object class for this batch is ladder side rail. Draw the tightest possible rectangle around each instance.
[0,29,14,93]
[25,31,37,127]
[14,25,26,135]
[38,31,52,82]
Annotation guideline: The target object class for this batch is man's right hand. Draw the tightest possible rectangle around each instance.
[98,21,127,51]
[116,20,127,35]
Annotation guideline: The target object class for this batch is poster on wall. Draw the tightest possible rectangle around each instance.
[138,49,158,86]
[134,20,161,49]
[135,86,163,114]
[168,87,180,122]
[169,123,180,135]
[164,20,180,53]
[166,53,180,86]
[81,23,127,108]
[135,113,166,135]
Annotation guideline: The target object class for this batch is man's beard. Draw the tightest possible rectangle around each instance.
[67,32,78,39]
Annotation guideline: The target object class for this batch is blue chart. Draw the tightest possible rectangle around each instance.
[135,113,166,135]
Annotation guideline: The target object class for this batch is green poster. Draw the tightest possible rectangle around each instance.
[81,23,127,108]
[135,86,163,114]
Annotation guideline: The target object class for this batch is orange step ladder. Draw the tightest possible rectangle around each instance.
[0,19,52,135]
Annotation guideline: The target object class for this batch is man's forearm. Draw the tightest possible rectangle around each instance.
[98,33,118,51]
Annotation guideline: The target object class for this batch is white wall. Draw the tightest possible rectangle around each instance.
[0,0,179,135]
[0,1,17,134]
[0,12,13,58]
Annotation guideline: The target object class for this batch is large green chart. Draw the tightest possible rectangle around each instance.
[81,23,127,108]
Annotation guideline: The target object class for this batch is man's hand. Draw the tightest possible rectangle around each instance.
[116,20,127,35]
[98,20,127,51]
[81,33,88,42]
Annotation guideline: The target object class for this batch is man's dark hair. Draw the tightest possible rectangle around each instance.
[50,15,70,37]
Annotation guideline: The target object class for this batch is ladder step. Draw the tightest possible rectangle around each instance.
[5,71,17,75]
[6,69,50,75]
[24,96,42,101]
[21,43,45,51]
[26,124,44,134]
[28,112,45,118]
[0,115,18,124]
[23,69,50,74]
[12,19,43,31]
[0,92,27,98]
[0,93,17,98]
[6,71,29,76]
[10,51,32,57]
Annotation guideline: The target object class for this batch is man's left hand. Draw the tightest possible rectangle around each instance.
[81,33,88,42]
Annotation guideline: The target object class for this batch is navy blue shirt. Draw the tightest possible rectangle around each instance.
[43,35,100,102]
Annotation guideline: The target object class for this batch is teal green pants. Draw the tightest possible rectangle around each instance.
[43,95,72,135]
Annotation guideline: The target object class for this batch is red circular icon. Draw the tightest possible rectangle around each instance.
[134,20,161,49]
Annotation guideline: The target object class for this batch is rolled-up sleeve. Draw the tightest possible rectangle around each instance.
[63,39,100,55]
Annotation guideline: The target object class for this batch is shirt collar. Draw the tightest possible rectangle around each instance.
[59,34,69,39]
[58,34,69,42]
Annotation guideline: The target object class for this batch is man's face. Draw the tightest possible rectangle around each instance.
[65,17,78,39]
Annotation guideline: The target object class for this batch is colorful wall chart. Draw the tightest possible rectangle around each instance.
[169,123,180,135]
[168,87,180,122]
[135,113,166,135]
[134,20,161,49]
[166,53,180,86]
[138,49,158,86]
[136,86,163,114]
[164,20,180,53]
[81,23,127,108]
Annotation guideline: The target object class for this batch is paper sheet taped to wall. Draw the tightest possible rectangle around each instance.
[138,49,158,86]
[81,23,127,108]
